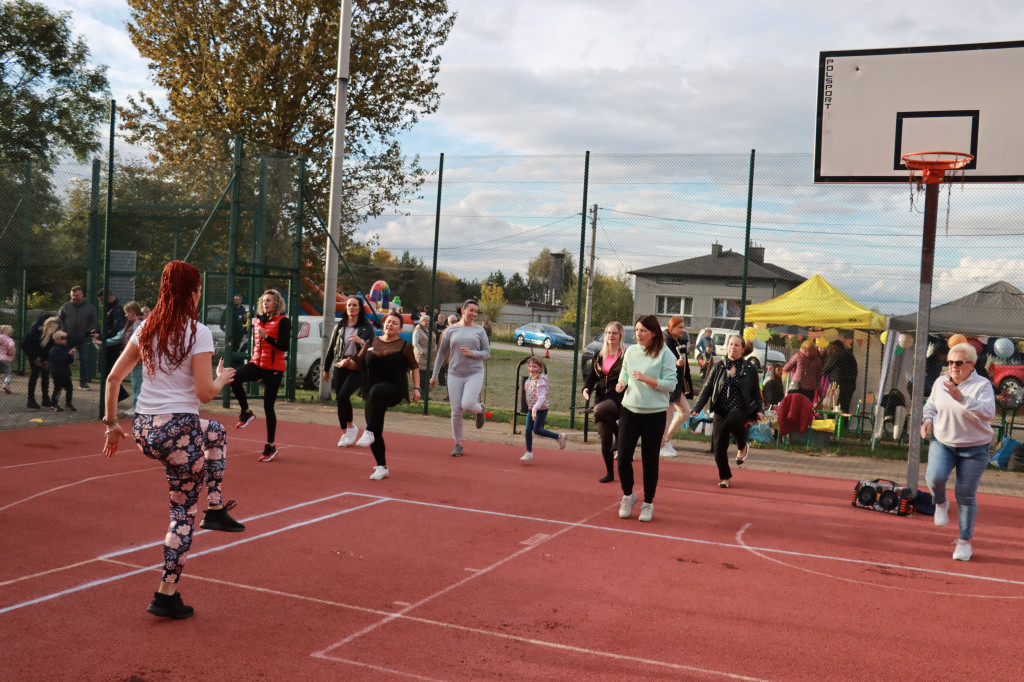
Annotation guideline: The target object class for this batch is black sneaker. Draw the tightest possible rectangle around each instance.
[258,444,277,462]
[51,405,63,412]
[476,405,486,429]
[26,399,40,409]
[41,397,51,407]
[200,500,246,532]
[236,410,255,429]
[66,403,76,412]
[146,591,194,619]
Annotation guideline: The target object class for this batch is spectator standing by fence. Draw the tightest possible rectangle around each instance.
[22,314,59,409]
[59,286,96,389]
[0,324,14,393]
[47,331,76,411]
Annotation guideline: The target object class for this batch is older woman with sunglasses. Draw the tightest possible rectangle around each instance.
[920,342,995,562]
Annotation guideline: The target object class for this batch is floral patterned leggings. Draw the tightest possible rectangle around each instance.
[133,413,227,584]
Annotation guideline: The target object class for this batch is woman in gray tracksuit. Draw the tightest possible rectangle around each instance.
[430,299,490,457]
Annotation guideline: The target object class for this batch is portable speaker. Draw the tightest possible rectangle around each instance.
[852,479,914,516]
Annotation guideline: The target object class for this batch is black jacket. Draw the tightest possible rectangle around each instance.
[583,350,624,405]
[692,358,763,418]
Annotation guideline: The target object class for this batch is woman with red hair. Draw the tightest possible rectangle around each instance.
[101,260,244,620]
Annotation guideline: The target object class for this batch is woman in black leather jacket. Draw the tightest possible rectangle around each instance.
[691,335,764,488]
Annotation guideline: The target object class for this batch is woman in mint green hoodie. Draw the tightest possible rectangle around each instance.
[614,314,677,523]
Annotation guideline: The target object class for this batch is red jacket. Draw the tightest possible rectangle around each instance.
[250,314,288,371]
[777,392,814,436]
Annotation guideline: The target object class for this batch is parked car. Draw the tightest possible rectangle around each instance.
[989,361,1024,402]
[579,327,637,374]
[692,327,786,371]
[514,322,575,350]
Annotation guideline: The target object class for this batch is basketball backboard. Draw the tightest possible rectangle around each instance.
[814,40,1024,183]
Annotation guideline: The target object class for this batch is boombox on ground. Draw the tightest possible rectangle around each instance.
[852,479,915,516]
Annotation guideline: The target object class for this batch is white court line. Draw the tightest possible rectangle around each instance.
[0,497,386,615]
[0,447,265,513]
[5,491,1022,616]
[735,523,1024,599]
[1,453,103,469]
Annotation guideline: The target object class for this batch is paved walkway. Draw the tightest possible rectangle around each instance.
[201,399,1024,499]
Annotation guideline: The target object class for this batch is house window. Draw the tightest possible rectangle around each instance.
[713,298,743,320]
[656,295,692,319]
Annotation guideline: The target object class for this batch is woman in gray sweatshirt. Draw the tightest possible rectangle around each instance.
[430,299,490,456]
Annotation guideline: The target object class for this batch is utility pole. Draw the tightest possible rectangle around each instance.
[319,0,353,400]
[582,204,598,344]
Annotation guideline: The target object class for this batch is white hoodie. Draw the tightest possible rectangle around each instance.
[922,371,995,447]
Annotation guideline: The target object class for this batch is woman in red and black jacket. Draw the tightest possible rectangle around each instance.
[231,289,290,462]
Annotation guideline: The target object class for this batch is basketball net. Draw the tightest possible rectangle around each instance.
[903,151,973,233]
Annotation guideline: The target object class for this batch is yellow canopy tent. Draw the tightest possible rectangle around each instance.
[744,274,886,331]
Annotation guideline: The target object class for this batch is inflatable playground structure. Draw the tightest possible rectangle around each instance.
[300,278,416,342]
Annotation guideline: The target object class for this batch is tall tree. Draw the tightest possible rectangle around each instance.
[121,0,456,252]
[0,0,110,168]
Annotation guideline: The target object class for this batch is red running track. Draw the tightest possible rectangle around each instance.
[2,415,1023,680]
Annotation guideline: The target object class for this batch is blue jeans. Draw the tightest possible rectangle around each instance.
[924,440,989,540]
[525,409,559,452]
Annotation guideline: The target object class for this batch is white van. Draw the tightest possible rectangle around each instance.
[692,327,786,370]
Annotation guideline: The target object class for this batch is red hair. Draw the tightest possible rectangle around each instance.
[138,261,201,375]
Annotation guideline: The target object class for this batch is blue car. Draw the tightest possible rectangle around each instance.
[514,323,575,350]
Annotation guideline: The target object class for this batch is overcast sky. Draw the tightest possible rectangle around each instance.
[42,1,1024,313]
[48,0,1024,156]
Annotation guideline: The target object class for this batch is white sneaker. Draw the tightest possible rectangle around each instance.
[369,465,389,480]
[659,443,677,458]
[355,430,375,447]
[618,492,638,519]
[952,539,972,561]
[638,503,654,522]
[338,425,359,447]
[934,500,949,527]
[520,451,533,462]
[557,433,567,450]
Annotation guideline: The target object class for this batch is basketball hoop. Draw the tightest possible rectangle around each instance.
[901,151,974,185]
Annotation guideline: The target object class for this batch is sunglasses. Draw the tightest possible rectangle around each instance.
[947,360,973,367]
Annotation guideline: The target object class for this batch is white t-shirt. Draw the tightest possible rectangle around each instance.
[130,320,215,415]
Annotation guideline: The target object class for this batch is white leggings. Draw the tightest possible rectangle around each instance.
[447,372,484,442]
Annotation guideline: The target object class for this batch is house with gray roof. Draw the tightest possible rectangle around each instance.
[629,244,805,331]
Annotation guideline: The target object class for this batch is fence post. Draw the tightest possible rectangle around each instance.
[570,151,590,428]
[739,148,755,330]
[222,135,244,407]
[98,100,116,419]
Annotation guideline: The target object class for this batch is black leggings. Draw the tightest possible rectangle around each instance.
[593,398,621,478]
[230,363,283,443]
[617,407,666,503]
[364,383,404,467]
[28,361,50,403]
[334,367,363,426]
[710,408,748,481]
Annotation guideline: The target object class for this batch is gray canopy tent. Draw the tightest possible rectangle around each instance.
[889,280,1024,337]
[876,281,1024,483]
